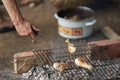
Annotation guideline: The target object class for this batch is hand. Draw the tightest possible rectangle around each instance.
[14,20,39,38]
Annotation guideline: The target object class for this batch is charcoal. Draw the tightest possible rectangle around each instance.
[21,40,120,80]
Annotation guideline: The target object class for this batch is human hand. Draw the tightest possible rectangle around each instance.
[14,20,39,38]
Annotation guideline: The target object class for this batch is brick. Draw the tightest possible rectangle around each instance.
[14,51,37,74]
[88,39,120,46]
[88,39,120,59]
[14,39,120,74]
[14,49,51,74]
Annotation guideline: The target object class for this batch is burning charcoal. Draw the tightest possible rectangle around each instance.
[22,67,36,79]
[22,72,32,79]
[50,73,58,79]
[35,71,49,80]
[21,40,120,80]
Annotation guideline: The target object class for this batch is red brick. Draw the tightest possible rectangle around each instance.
[88,39,120,59]
[14,49,52,74]
[14,51,37,74]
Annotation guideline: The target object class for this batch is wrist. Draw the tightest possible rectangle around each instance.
[12,18,24,27]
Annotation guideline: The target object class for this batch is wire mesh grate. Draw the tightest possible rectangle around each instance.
[32,40,120,80]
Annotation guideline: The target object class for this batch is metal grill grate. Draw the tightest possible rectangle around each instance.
[32,40,120,80]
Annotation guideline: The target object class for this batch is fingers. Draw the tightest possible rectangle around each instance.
[30,31,36,38]
[30,25,39,38]
[32,25,40,31]
[15,20,39,38]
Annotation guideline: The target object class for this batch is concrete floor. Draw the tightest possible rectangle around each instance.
[0,1,120,79]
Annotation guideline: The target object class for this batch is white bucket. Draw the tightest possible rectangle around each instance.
[55,6,96,39]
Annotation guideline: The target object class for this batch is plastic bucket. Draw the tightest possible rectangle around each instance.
[55,6,96,39]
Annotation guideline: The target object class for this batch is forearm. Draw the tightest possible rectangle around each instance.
[2,0,23,25]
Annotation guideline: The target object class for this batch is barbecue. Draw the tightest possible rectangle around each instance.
[22,40,120,80]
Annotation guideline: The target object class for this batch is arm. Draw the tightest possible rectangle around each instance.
[2,0,39,38]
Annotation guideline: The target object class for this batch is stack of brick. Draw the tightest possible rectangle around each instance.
[88,39,120,59]
[14,39,120,74]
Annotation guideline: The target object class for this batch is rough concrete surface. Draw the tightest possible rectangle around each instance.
[0,1,120,79]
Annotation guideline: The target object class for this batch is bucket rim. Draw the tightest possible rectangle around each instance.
[55,6,95,21]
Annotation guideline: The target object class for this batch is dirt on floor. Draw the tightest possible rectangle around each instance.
[0,1,120,79]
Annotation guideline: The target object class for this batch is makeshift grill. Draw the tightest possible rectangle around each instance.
[32,40,120,80]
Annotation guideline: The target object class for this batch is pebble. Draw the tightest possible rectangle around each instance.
[28,3,36,8]
[31,39,36,43]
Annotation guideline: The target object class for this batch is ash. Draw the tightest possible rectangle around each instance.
[22,65,67,80]
[22,65,86,80]
[22,63,120,80]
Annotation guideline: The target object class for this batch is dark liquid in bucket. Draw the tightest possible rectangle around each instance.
[57,7,94,20]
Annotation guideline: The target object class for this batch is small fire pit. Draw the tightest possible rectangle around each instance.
[22,40,120,80]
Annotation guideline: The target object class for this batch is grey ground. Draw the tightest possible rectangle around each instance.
[0,1,120,80]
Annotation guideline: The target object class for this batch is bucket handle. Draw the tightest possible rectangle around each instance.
[85,19,96,26]
[54,13,59,19]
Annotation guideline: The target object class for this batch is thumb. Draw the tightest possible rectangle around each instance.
[30,31,36,38]
[30,26,39,38]
[32,26,39,36]
[32,25,40,31]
